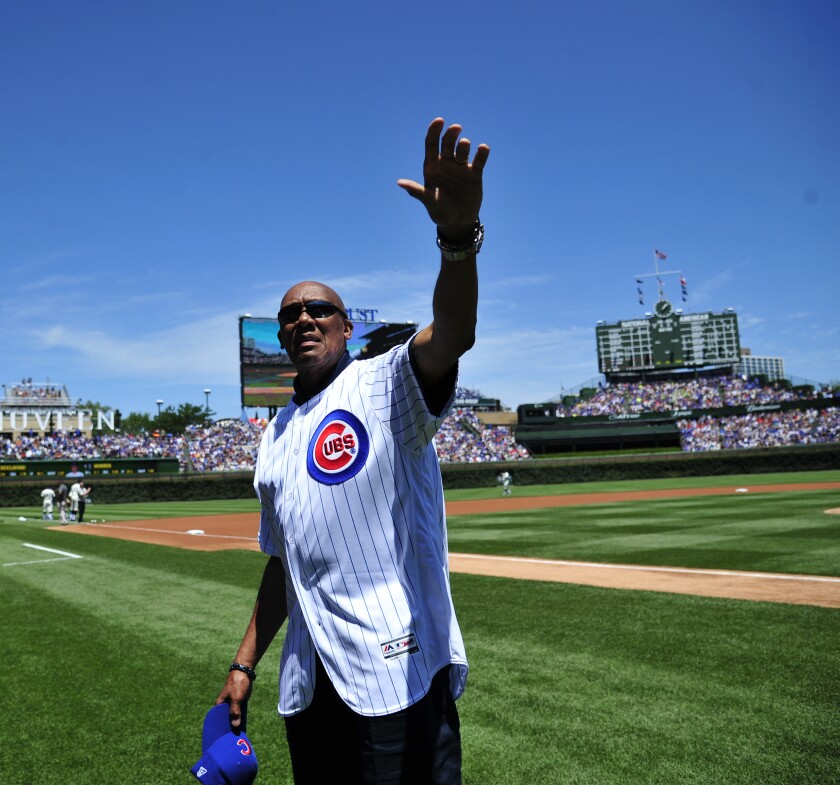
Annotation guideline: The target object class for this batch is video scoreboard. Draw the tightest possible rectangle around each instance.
[595,299,740,375]
[239,316,417,408]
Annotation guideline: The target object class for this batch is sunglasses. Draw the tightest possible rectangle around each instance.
[277,300,348,327]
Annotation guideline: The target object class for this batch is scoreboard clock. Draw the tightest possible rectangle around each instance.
[596,300,741,374]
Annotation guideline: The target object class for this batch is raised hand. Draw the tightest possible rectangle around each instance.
[398,117,490,244]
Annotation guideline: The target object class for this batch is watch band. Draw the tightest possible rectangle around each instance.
[436,221,484,262]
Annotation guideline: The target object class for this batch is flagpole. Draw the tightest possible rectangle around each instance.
[635,249,683,308]
[653,249,664,299]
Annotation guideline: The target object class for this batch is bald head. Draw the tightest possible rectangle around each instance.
[277,281,353,392]
[280,281,347,315]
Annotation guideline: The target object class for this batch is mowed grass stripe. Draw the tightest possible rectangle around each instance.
[443,469,840,501]
[1,531,291,784]
[457,574,840,785]
[2,496,839,783]
[2,544,838,784]
[447,490,840,576]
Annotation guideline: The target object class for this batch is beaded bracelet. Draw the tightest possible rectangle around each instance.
[229,662,257,680]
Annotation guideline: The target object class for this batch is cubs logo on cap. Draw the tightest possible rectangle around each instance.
[190,704,257,785]
[307,409,369,485]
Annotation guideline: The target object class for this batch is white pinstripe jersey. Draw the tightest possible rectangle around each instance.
[254,339,468,717]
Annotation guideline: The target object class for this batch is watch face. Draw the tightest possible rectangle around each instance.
[655,299,673,317]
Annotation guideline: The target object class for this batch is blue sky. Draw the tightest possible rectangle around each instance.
[2,0,838,419]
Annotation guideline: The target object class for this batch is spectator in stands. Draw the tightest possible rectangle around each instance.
[555,375,824,418]
[1,377,836,465]
[435,407,530,463]
[677,407,840,451]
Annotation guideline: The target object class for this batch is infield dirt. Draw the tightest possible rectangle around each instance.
[55,481,840,609]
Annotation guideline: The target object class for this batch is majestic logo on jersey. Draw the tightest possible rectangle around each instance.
[307,409,370,484]
[381,633,420,661]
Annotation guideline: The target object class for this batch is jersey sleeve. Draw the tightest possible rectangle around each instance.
[254,420,284,557]
[361,337,456,453]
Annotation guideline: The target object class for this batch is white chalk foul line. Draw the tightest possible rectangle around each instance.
[449,552,840,585]
[85,523,255,542]
[3,543,84,568]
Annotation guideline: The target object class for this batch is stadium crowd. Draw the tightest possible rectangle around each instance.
[0,387,532,470]
[3,380,67,403]
[435,406,531,463]
[677,407,840,451]
[1,429,184,462]
[183,420,265,472]
[4,379,838,468]
[555,375,829,417]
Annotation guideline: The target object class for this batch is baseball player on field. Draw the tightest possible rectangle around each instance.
[40,487,56,520]
[215,117,489,785]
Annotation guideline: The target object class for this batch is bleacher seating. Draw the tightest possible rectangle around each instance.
[3,378,837,467]
[0,387,532,470]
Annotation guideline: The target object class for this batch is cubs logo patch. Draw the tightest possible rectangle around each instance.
[307,409,369,485]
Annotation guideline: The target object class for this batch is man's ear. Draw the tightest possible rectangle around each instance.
[343,319,353,340]
[277,329,284,349]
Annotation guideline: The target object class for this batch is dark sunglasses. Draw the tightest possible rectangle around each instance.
[277,300,348,327]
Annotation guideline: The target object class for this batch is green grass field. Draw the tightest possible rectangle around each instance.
[1,471,839,783]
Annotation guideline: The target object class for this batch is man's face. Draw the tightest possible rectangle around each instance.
[277,282,352,375]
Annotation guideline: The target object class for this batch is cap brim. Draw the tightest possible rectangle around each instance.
[202,704,234,752]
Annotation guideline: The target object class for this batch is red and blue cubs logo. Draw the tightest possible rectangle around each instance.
[307,410,369,485]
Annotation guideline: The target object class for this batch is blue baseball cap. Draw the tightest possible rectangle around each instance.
[190,704,258,785]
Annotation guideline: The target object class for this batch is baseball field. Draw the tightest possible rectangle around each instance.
[2,469,839,784]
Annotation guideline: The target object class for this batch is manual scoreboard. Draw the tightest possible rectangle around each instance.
[596,299,740,374]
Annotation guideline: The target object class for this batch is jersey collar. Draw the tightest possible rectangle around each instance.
[292,351,354,405]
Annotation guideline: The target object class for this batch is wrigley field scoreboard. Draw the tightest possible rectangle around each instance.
[596,299,741,375]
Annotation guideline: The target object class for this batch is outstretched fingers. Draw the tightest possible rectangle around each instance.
[439,122,462,160]
[396,177,425,201]
[470,142,490,174]
[433,118,489,172]
[399,117,490,212]
[454,137,471,164]
[424,116,446,160]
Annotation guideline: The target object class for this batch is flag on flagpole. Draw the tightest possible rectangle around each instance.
[654,249,667,260]
[637,287,644,304]
[680,277,688,302]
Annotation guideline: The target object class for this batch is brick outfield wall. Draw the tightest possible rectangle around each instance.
[1,443,838,507]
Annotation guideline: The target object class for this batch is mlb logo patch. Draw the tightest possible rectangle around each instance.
[307,409,370,485]
[381,633,420,661]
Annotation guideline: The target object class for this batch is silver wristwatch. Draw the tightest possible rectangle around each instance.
[436,221,484,262]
